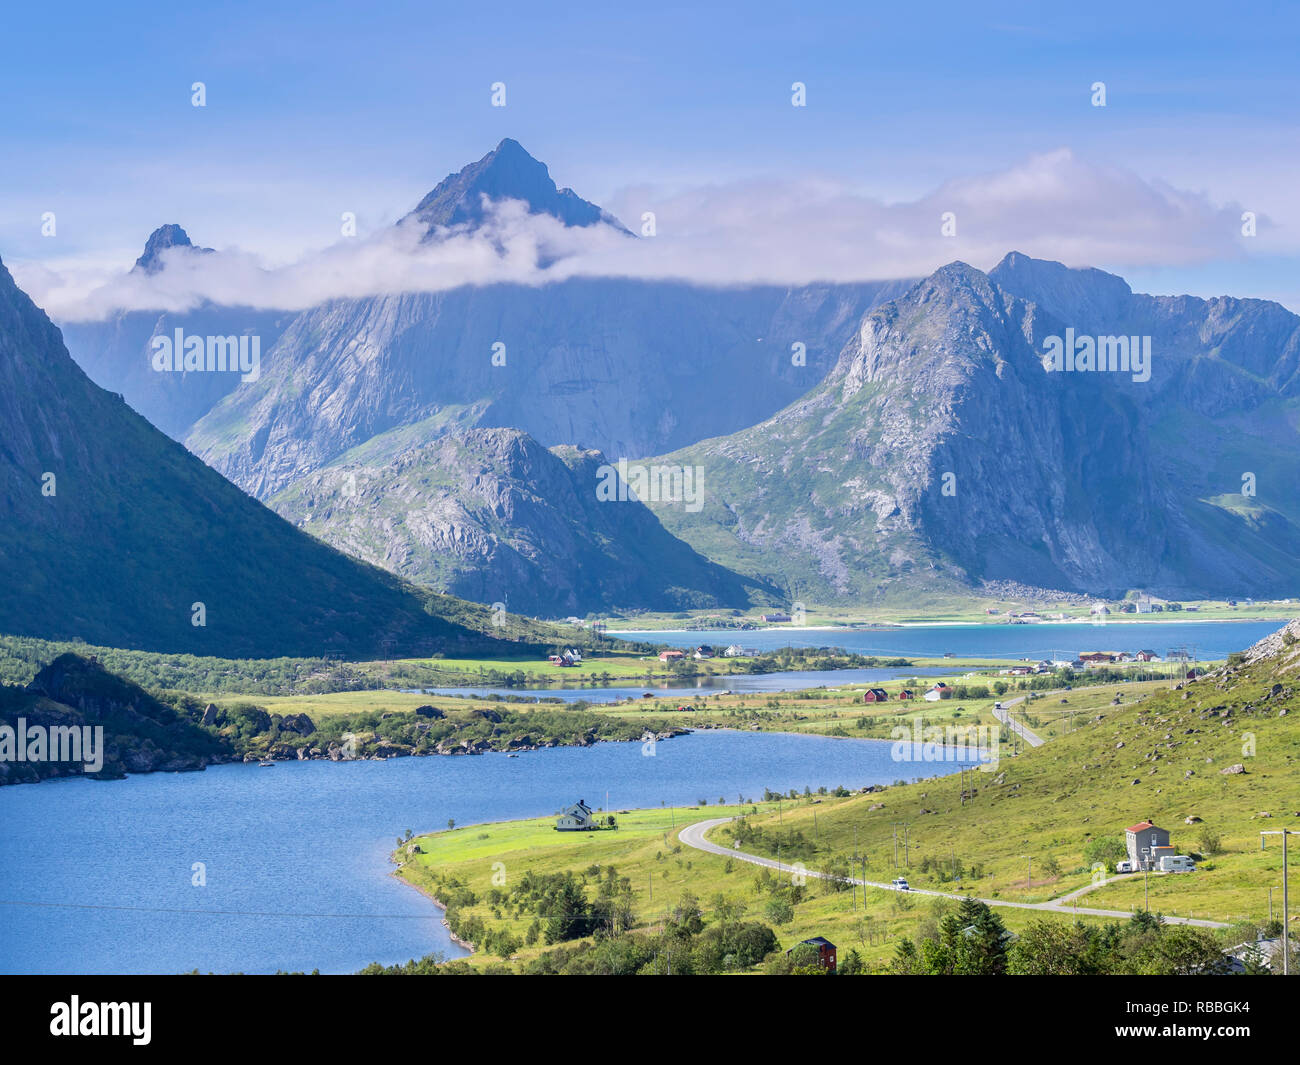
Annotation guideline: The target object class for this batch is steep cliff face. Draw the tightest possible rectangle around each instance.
[57,144,907,493]
[648,257,1300,603]
[62,312,292,441]
[269,426,776,615]
[989,251,1300,399]
[187,276,903,498]
[0,255,541,656]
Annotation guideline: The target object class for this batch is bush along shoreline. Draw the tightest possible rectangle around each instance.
[0,653,689,786]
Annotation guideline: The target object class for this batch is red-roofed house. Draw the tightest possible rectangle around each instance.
[1125,819,1171,870]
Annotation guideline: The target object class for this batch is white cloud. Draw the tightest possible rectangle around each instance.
[12,149,1281,322]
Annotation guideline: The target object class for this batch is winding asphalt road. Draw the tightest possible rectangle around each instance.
[992,696,1045,748]
[678,817,1226,929]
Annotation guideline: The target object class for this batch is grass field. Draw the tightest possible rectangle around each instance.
[396,802,1132,971]
[207,672,1184,741]
[706,671,1300,922]
[391,653,1298,971]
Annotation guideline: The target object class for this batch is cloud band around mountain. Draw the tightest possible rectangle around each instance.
[18,149,1267,322]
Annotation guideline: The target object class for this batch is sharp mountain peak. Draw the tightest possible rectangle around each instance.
[132,224,214,275]
[404,138,629,234]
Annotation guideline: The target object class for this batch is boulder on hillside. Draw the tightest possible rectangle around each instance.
[279,712,316,735]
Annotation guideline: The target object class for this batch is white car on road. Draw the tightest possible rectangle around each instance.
[891,877,910,891]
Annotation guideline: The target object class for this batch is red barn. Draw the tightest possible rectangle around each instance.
[788,936,837,972]
[862,688,889,703]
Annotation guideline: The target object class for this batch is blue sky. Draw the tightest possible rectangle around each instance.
[3,1,1298,311]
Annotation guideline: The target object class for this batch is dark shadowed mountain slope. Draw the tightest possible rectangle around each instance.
[269,425,778,616]
[0,255,548,657]
[646,258,1300,604]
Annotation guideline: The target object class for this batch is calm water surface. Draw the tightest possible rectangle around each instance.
[0,730,976,975]
[613,620,1280,660]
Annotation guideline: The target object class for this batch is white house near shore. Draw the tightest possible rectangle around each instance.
[555,799,596,831]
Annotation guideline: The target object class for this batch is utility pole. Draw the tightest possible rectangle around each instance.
[1261,830,1297,975]
[1022,854,1032,889]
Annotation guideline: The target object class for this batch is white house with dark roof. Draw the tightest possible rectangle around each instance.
[556,799,596,831]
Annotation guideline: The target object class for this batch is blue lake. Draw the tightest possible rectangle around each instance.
[0,730,977,976]
[612,620,1283,661]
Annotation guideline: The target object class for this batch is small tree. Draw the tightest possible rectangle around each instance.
[765,897,794,926]
[1197,826,1223,857]
[1083,836,1126,868]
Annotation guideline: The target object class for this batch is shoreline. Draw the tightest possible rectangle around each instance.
[0,728,695,789]
[609,616,1291,635]
[385,743,983,967]
[392,873,476,957]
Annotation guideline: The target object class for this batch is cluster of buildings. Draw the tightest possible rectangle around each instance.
[656,644,765,663]
[863,683,950,703]
[546,648,584,667]
[1077,650,1159,668]
[984,651,1166,675]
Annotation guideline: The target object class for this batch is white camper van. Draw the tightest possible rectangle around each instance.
[1157,855,1196,873]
